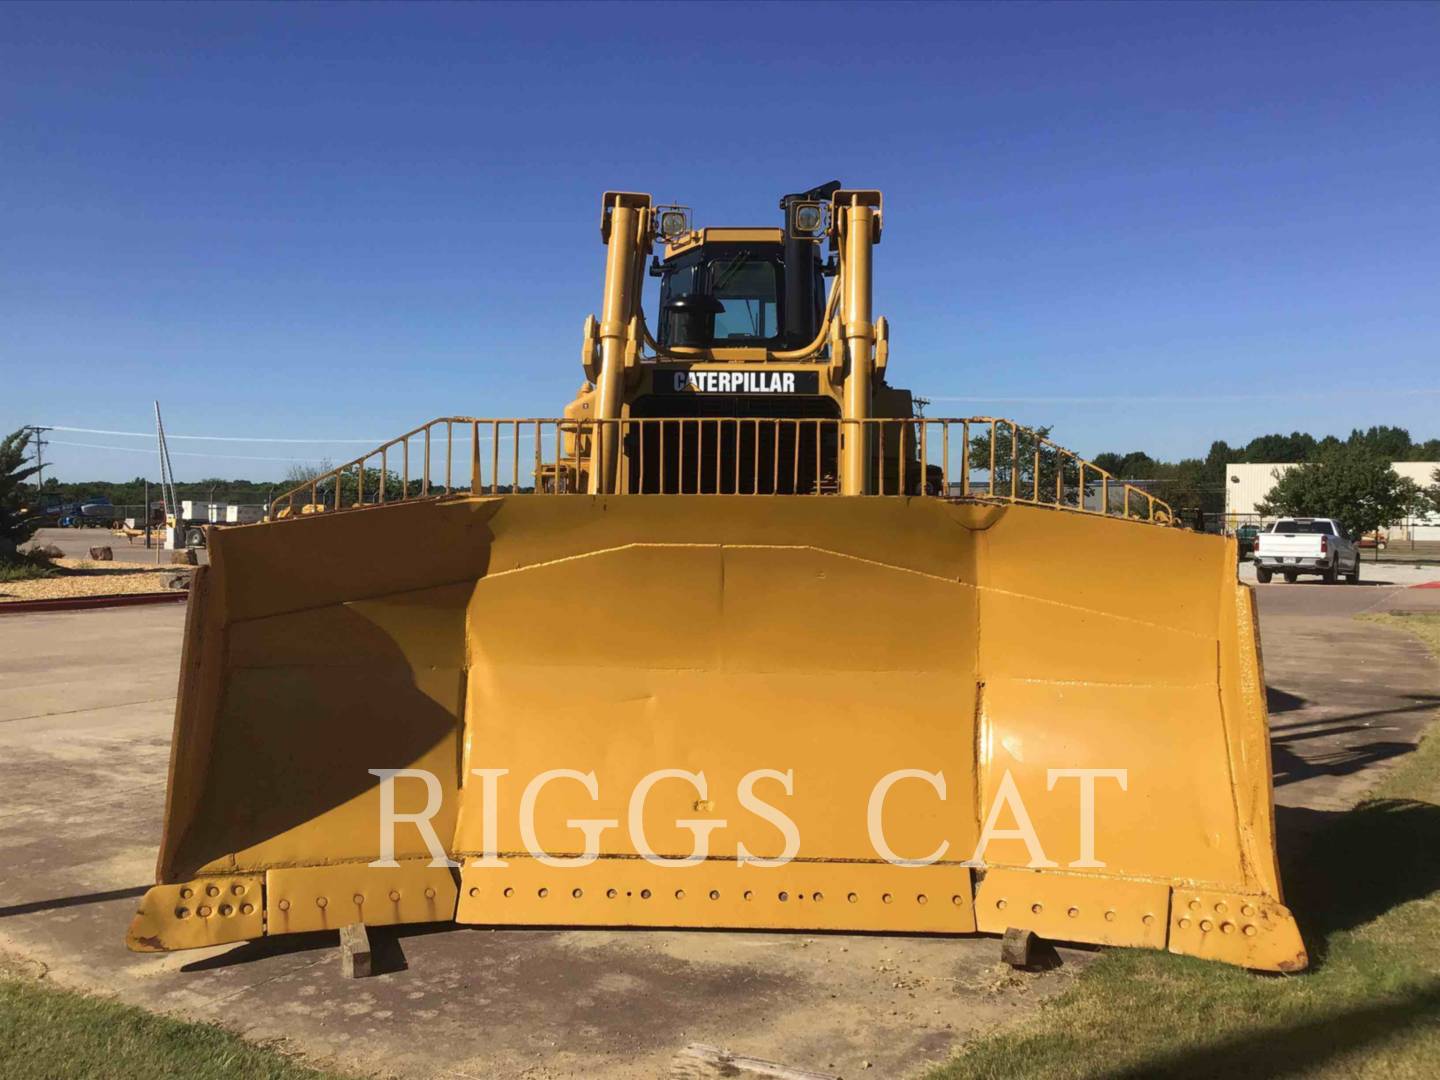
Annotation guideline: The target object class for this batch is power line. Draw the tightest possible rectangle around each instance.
[47,439,317,462]
[47,432,556,463]
[925,387,1440,405]
[39,425,385,444]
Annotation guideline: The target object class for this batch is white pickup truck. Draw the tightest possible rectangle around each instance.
[1253,517,1361,584]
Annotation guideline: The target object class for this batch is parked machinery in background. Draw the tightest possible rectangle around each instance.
[171,501,266,548]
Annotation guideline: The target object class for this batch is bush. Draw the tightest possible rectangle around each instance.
[1,428,42,549]
[0,550,59,582]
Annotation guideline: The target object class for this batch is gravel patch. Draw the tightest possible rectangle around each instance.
[0,559,190,603]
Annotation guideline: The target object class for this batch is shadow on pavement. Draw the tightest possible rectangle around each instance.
[1268,693,1439,788]
[1255,580,1398,587]
[179,930,338,972]
[1265,686,1306,715]
[178,919,448,974]
[0,885,148,919]
[1271,739,1416,789]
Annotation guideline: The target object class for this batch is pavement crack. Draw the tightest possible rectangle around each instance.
[0,696,176,725]
[199,953,334,1010]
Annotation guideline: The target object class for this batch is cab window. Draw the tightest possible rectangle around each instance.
[709,254,780,342]
[1274,520,1335,535]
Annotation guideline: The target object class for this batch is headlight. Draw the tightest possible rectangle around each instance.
[657,206,692,243]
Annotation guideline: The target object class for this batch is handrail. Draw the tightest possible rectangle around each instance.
[266,415,1174,526]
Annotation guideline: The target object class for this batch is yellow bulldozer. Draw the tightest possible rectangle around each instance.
[127,183,1306,973]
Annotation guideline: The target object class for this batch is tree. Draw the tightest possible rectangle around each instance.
[1091,451,1158,479]
[1243,431,1317,463]
[278,459,416,507]
[967,423,1072,502]
[1256,445,1413,539]
[1203,440,1235,483]
[1409,439,1440,462]
[1422,467,1440,517]
[1,428,42,555]
[1149,458,1213,520]
[284,459,334,487]
[1347,425,1412,460]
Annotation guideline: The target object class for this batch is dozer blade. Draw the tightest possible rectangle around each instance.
[128,495,1306,972]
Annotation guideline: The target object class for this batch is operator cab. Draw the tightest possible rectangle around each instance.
[653,180,839,352]
[629,182,849,495]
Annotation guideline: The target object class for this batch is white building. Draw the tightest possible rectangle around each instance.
[1225,461,1440,540]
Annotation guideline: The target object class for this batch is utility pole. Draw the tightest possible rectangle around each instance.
[154,402,181,550]
[27,426,50,491]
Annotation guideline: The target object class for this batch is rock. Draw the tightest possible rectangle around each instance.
[88,546,113,561]
[1001,927,1037,969]
[31,543,65,559]
[170,549,198,566]
[164,573,192,591]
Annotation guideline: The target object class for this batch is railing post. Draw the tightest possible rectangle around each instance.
[490,420,499,494]
[1010,425,1018,499]
[919,421,928,495]
[471,421,480,495]
[989,420,996,496]
[961,422,970,497]
[942,422,950,496]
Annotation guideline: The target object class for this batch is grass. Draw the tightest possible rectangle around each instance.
[930,613,1440,1080]
[0,957,354,1080]
[0,552,58,582]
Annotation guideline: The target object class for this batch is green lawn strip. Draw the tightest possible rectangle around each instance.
[0,962,356,1080]
[929,613,1440,1080]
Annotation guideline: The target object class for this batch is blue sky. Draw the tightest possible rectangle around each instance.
[3,1,1438,481]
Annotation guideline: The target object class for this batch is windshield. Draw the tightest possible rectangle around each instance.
[709,254,779,341]
[1273,520,1335,534]
[657,246,784,347]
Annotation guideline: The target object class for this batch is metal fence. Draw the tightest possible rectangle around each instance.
[267,416,1174,525]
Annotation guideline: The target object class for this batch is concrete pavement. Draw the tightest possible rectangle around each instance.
[1239,562,1440,811]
